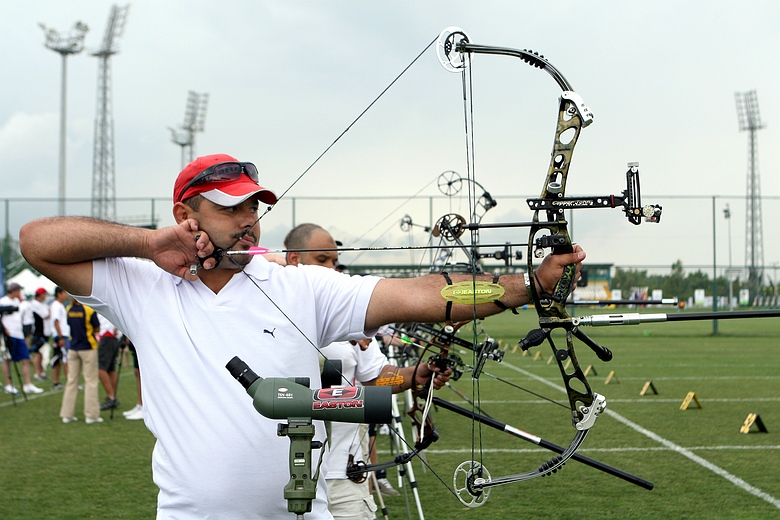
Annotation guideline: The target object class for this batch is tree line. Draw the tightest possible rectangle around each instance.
[610,260,775,302]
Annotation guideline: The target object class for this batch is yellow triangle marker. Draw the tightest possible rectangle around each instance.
[640,381,658,396]
[583,365,597,377]
[740,413,768,434]
[680,391,702,410]
[604,370,620,385]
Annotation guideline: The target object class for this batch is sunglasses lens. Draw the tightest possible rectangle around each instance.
[243,163,259,183]
[211,163,244,181]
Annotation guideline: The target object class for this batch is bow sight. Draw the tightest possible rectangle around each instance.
[527,162,663,225]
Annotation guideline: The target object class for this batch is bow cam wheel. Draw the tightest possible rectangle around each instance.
[453,460,491,508]
[432,213,466,241]
[437,170,463,197]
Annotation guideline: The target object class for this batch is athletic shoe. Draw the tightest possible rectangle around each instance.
[376,478,400,496]
[86,417,104,424]
[123,404,142,416]
[62,416,78,424]
[100,397,119,410]
[3,385,20,396]
[23,384,44,394]
[125,407,144,421]
[51,382,64,391]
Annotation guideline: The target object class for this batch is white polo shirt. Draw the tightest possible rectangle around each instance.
[50,299,70,338]
[320,338,387,480]
[77,255,380,520]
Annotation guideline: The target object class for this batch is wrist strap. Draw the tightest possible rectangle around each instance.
[524,272,535,305]
[441,272,453,322]
[493,274,519,314]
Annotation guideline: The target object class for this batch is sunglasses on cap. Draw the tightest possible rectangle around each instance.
[177,162,260,202]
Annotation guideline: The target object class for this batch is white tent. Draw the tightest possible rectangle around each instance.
[6,269,57,298]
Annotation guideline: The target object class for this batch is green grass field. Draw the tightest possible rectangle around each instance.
[1,308,778,519]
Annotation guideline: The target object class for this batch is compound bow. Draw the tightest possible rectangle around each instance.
[432,26,662,506]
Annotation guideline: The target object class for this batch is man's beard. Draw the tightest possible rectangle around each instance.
[218,230,258,269]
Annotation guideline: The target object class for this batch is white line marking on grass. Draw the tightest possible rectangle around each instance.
[502,360,780,510]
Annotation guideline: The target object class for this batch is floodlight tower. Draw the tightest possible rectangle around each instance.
[169,91,209,169]
[40,20,89,216]
[735,90,765,295]
[91,4,130,221]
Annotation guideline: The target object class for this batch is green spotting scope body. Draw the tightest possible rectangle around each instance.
[226,356,392,424]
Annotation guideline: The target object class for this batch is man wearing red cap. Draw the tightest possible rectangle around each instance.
[19,154,584,519]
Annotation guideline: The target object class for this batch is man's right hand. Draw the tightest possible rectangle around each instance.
[145,219,217,280]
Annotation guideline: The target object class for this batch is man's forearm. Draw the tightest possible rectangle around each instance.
[366,248,585,330]
[367,272,530,329]
[20,217,155,298]
[20,217,152,266]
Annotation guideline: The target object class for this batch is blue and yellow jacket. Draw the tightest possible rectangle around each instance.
[67,302,100,351]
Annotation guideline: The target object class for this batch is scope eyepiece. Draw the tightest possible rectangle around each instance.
[226,356,260,390]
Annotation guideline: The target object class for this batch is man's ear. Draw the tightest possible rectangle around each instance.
[172,202,193,224]
[286,252,301,266]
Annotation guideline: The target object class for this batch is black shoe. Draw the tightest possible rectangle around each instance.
[100,397,119,410]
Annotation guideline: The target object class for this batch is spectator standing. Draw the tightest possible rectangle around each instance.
[30,288,51,381]
[96,313,122,411]
[60,300,102,424]
[49,287,70,391]
[122,339,144,421]
[1,283,44,395]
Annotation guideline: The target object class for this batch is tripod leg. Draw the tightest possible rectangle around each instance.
[370,470,390,520]
[109,341,124,420]
[12,359,27,402]
[389,390,425,520]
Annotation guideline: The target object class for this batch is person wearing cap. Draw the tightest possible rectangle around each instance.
[30,287,52,382]
[18,153,584,519]
[1,283,44,395]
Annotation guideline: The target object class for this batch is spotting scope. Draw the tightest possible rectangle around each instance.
[226,356,392,518]
[226,356,391,424]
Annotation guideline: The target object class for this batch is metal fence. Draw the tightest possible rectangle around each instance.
[2,193,779,284]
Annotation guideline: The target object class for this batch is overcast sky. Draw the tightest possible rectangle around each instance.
[2,1,779,277]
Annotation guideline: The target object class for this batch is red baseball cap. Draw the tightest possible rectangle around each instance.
[35,288,47,296]
[173,153,277,207]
